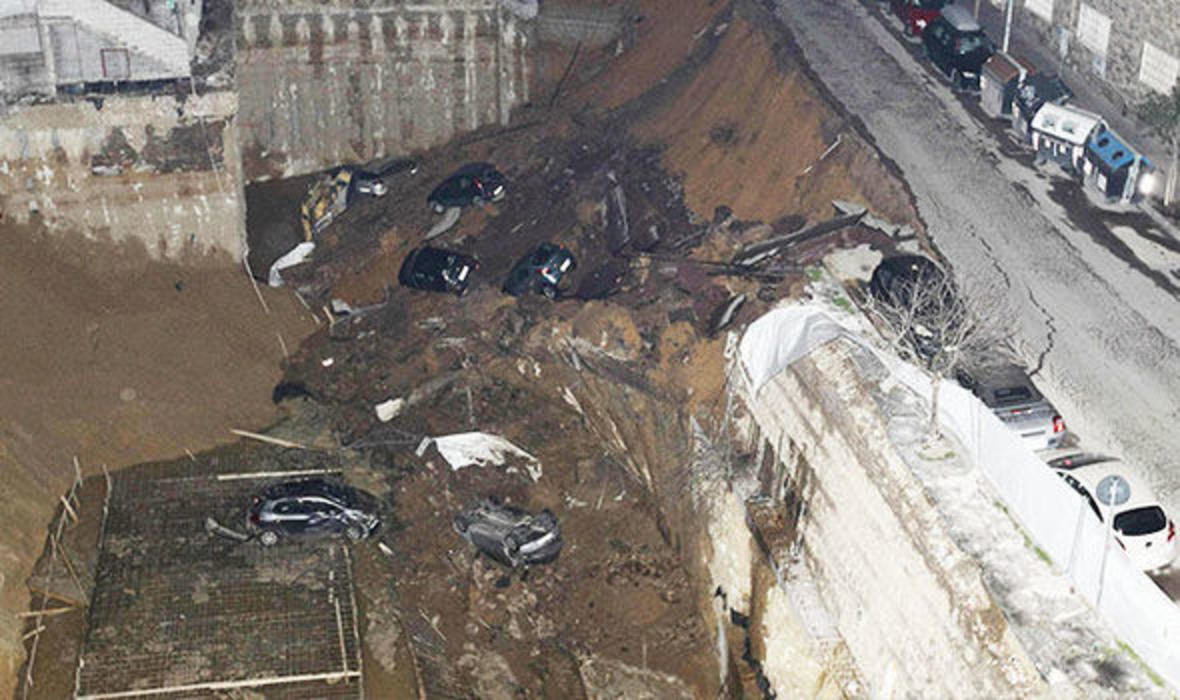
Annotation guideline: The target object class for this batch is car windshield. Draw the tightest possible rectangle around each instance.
[1114,506,1168,536]
[917,0,947,8]
[954,33,988,54]
[989,385,1033,406]
[531,249,551,265]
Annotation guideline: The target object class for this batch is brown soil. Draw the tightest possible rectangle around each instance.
[0,222,317,695]
[2,0,925,695]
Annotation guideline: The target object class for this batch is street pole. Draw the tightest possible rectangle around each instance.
[1002,0,1014,54]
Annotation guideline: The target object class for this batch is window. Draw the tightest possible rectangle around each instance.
[1139,42,1179,95]
[1075,4,1110,57]
[991,386,1032,405]
[1114,506,1167,536]
[100,48,130,80]
[1024,0,1053,23]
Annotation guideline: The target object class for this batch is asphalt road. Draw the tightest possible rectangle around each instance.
[773,0,1180,530]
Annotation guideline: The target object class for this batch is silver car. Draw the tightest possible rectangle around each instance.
[453,500,562,568]
[957,362,1066,450]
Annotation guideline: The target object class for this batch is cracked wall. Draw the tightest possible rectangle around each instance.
[0,91,245,261]
[235,0,532,181]
[731,337,1046,698]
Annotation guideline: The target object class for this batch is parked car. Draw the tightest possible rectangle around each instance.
[867,254,958,358]
[398,246,479,296]
[453,500,563,568]
[428,163,507,213]
[921,4,994,90]
[502,243,577,299]
[956,362,1066,450]
[1046,453,1177,572]
[246,478,380,546]
[890,0,948,37]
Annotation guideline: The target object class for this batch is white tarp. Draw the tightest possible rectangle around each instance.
[431,432,542,482]
[738,305,854,393]
[738,303,1180,691]
[267,241,315,287]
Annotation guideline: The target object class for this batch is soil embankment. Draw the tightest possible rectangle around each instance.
[2,0,926,695]
[0,224,317,694]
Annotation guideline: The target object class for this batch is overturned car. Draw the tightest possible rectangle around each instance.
[453,500,562,568]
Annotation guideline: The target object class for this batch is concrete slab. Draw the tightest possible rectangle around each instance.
[75,474,361,699]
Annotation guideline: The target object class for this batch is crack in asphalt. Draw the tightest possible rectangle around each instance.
[1024,287,1057,379]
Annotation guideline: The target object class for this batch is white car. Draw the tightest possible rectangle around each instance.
[1044,451,1177,572]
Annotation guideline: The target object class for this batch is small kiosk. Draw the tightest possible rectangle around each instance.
[1029,103,1104,174]
[980,52,1030,121]
[1084,126,1151,203]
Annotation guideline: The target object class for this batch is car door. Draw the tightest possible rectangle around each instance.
[302,497,344,534]
[925,21,949,73]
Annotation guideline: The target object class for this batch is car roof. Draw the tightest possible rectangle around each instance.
[967,363,1044,399]
[875,254,944,279]
[940,5,982,32]
[263,478,352,501]
[1058,461,1163,512]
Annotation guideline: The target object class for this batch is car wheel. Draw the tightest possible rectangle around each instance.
[903,21,914,38]
[345,525,365,542]
[453,514,471,534]
[503,533,522,565]
[430,200,445,214]
[473,195,484,207]
[950,68,961,89]
[541,285,558,300]
[258,530,279,547]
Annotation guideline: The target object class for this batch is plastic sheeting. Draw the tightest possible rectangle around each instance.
[267,241,315,287]
[738,303,1180,691]
[431,432,542,482]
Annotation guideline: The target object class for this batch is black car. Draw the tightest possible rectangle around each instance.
[921,5,994,90]
[502,243,576,299]
[246,478,380,546]
[453,500,563,568]
[868,254,959,358]
[427,163,507,213]
[398,246,478,296]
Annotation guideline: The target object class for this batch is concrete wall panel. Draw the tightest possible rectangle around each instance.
[236,1,531,181]
[0,92,245,261]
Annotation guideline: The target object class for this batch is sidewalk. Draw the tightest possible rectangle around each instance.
[970,1,1169,173]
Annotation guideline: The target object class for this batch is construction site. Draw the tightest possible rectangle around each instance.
[3,0,1177,697]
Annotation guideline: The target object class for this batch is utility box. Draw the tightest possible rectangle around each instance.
[1029,102,1103,174]
[1084,126,1150,203]
[1014,73,1072,143]
[980,52,1029,122]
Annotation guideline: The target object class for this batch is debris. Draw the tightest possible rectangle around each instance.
[267,241,315,287]
[708,294,747,336]
[229,428,307,450]
[321,357,335,367]
[432,432,542,481]
[424,205,462,240]
[375,398,405,422]
[204,517,250,542]
[831,199,867,217]
[415,437,434,457]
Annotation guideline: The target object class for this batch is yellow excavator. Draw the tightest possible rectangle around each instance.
[299,158,418,240]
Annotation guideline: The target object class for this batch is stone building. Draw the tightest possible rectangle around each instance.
[1003,0,1179,100]
[0,0,200,99]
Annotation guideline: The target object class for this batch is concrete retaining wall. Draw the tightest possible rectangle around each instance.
[724,339,1045,697]
[235,0,532,180]
[0,91,245,261]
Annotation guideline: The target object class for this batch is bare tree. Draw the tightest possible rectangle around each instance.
[866,261,1013,436]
